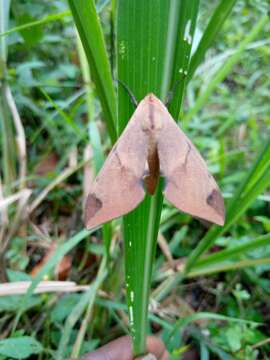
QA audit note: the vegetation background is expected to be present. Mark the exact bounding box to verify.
[0,0,269,359]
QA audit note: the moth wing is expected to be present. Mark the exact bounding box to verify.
[85,110,148,229]
[157,108,225,225]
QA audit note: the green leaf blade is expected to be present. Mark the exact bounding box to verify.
[188,0,237,81]
[117,1,200,355]
[0,336,43,359]
[68,0,117,143]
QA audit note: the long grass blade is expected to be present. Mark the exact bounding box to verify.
[189,257,270,278]
[188,0,237,81]
[117,1,199,355]
[0,0,16,193]
[0,11,71,38]
[167,0,199,118]
[68,0,117,143]
[194,234,270,269]
[117,3,170,354]
[184,15,268,124]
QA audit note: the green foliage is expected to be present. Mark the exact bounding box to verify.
[0,295,41,312]
[0,336,43,359]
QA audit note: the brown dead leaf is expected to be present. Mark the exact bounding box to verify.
[30,241,71,280]
[56,254,72,280]
[30,242,57,276]
[35,153,59,176]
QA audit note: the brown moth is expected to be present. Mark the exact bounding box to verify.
[85,94,225,229]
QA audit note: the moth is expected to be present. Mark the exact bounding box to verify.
[85,94,224,229]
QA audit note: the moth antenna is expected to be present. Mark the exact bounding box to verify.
[116,79,138,107]
[165,78,182,106]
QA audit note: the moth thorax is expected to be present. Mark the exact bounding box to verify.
[141,109,163,133]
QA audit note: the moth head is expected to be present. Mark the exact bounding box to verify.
[140,93,164,133]
[145,93,157,103]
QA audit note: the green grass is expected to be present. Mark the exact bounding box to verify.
[0,0,269,359]
[117,0,200,354]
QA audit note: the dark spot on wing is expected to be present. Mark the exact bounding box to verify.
[206,189,224,217]
[85,193,102,220]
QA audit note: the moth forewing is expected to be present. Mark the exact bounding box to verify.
[85,93,225,229]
